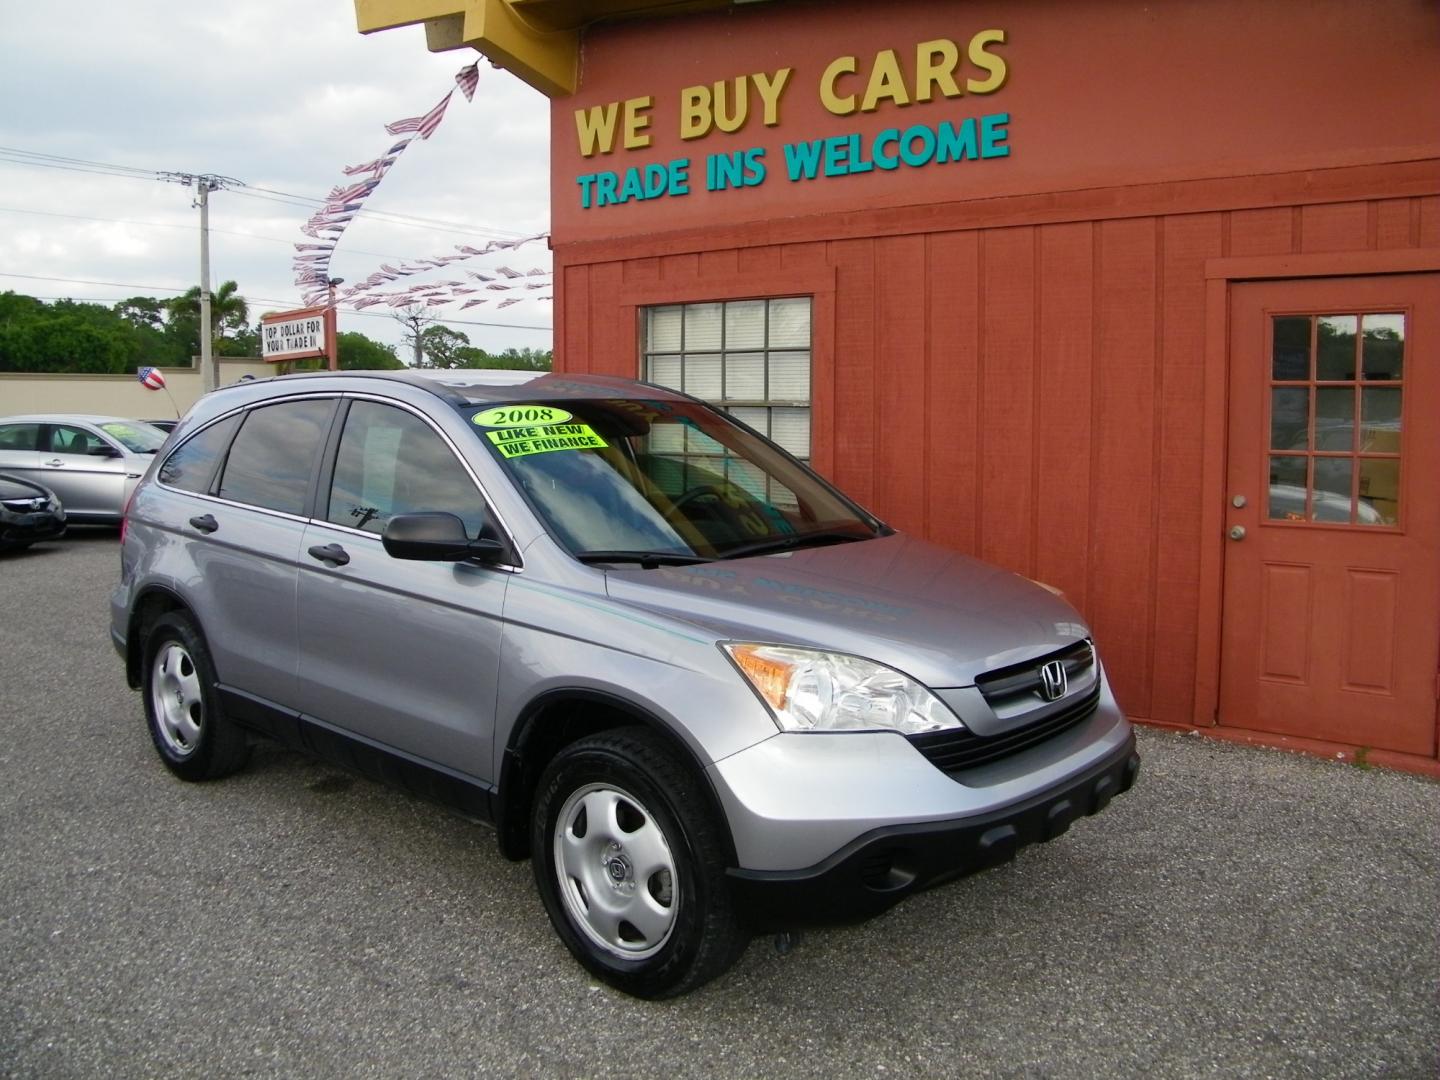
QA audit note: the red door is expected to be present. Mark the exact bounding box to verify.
[1220,274,1440,757]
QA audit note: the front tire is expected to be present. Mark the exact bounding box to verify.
[531,728,748,998]
[142,612,250,781]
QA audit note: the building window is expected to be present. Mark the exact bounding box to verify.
[642,297,812,464]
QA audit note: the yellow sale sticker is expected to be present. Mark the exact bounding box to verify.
[473,404,573,428]
[486,422,608,459]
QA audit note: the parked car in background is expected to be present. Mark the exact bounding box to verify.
[0,415,167,523]
[111,371,1138,998]
[0,473,66,552]
[143,419,180,433]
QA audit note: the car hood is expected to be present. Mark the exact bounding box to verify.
[0,473,53,501]
[603,531,1089,688]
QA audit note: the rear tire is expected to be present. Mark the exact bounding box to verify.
[142,612,250,781]
[531,728,748,998]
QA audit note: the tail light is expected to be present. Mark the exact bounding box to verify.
[120,485,139,545]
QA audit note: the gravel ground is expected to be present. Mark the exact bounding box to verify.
[2,531,1437,1079]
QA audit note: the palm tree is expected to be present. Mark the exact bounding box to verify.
[168,280,250,355]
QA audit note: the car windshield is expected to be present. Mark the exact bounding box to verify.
[468,398,883,561]
[100,421,168,453]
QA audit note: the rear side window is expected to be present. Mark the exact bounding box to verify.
[326,401,488,537]
[218,400,334,516]
[158,414,241,494]
[0,424,41,451]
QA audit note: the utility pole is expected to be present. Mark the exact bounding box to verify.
[159,172,241,394]
[326,277,344,371]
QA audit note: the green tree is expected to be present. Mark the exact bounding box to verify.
[419,325,474,369]
[337,331,404,370]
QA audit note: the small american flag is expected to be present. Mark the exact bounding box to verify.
[455,63,479,102]
[137,366,166,390]
[417,91,453,140]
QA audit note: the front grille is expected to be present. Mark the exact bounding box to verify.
[908,684,1101,774]
[2,497,48,512]
[976,639,1094,718]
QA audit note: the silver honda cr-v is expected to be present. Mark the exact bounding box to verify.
[111,370,1138,998]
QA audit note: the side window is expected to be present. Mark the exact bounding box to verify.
[158,414,242,494]
[217,399,334,516]
[0,424,41,451]
[326,401,488,538]
[48,425,106,456]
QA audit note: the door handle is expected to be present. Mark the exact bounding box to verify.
[307,543,350,566]
[44,458,64,467]
[1228,525,1247,541]
[189,514,219,534]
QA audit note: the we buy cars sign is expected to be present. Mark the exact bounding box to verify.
[261,306,331,363]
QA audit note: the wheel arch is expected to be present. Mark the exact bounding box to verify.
[495,687,737,867]
[125,585,192,689]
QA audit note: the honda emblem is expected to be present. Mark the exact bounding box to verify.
[1039,660,1068,702]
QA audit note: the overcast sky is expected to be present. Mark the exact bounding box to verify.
[0,0,554,355]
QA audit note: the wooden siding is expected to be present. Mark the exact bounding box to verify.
[560,192,1433,725]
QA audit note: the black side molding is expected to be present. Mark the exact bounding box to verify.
[217,686,496,824]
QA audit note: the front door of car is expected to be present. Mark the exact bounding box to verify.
[0,423,43,489]
[295,398,510,785]
[38,424,131,518]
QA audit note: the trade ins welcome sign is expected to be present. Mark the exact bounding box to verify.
[572,30,1011,211]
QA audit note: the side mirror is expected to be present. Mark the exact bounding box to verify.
[381,512,505,563]
[88,445,122,458]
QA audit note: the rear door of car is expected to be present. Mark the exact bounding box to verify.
[152,397,338,708]
[293,396,511,785]
[37,423,132,518]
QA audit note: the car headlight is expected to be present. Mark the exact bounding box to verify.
[723,643,963,735]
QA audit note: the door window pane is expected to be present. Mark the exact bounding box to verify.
[1359,387,1401,449]
[1314,387,1354,452]
[1315,315,1358,380]
[158,414,241,494]
[1271,316,1311,380]
[1270,388,1309,450]
[1361,313,1404,380]
[1311,458,1354,523]
[327,402,487,538]
[1268,456,1308,521]
[217,400,334,516]
[1357,459,1399,526]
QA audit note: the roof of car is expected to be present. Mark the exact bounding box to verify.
[212,369,694,407]
[0,414,152,426]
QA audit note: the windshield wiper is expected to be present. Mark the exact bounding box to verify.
[575,550,715,568]
[716,530,873,561]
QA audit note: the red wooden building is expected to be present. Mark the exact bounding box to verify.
[358,0,1440,772]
